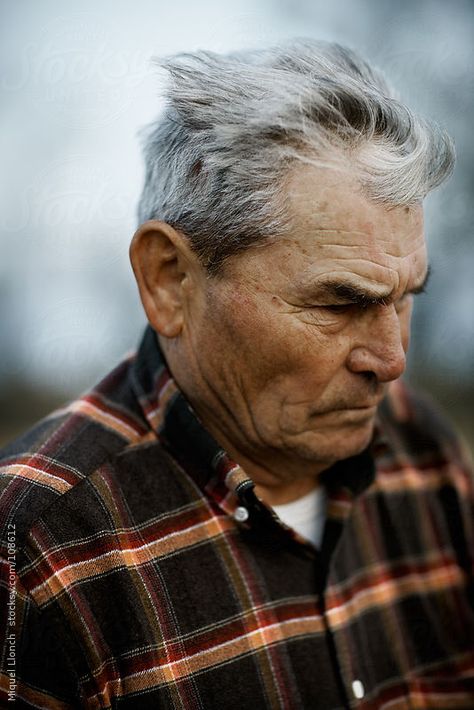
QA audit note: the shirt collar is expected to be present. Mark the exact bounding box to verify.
[130,324,377,513]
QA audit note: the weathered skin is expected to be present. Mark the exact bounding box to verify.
[130,166,427,505]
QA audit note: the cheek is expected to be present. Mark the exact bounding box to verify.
[207,281,350,387]
[203,289,273,370]
[221,293,345,385]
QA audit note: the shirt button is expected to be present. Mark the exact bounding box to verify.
[351,679,365,699]
[234,506,249,522]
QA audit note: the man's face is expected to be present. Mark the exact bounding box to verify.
[181,166,428,471]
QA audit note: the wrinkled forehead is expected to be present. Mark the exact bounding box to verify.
[285,164,424,250]
[215,165,426,294]
[205,165,425,302]
[274,165,427,294]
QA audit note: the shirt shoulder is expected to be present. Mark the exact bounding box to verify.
[0,354,155,555]
[376,379,473,490]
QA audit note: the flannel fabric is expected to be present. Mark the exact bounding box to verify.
[0,324,473,709]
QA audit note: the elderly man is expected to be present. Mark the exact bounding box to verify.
[0,40,473,709]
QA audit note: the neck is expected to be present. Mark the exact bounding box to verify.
[191,399,327,506]
[160,336,330,506]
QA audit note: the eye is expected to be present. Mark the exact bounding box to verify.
[321,303,354,314]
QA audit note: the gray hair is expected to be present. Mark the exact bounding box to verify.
[137,38,455,274]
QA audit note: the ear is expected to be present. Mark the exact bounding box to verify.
[129,220,199,338]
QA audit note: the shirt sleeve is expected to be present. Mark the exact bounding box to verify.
[0,553,81,709]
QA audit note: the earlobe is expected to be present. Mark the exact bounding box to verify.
[129,221,187,338]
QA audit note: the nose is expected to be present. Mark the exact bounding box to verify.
[346,304,408,383]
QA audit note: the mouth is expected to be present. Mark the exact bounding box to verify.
[311,402,380,418]
[306,387,386,418]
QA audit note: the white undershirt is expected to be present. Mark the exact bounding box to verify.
[272,486,327,548]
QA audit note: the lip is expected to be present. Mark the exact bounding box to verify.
[312,403,380,417]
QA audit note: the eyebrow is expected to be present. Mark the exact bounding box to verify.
[314,265,431,306]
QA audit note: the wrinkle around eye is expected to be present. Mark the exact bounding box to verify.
[275,297,353,327]
[298,305,354,331]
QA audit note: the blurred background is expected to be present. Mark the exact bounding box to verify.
[1,0,473,454]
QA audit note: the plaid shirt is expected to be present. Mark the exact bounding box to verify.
[0,324,473,709]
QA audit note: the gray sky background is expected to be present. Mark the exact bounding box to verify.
[1,0,473,401]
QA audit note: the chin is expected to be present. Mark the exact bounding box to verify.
[289,420,375,465]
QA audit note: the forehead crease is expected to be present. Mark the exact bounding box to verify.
[300,248,423,269]
[298,227,375,238]
[300,258,401,284]
[297,233,426,260]
[297,204,423,233]
[372,238,426,259]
